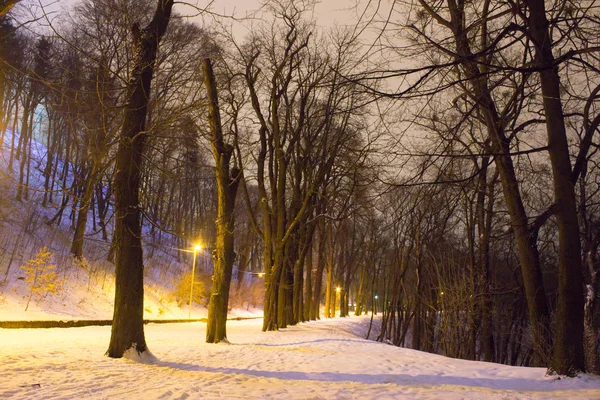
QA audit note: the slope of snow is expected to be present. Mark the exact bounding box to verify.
[0,130,262,322]
[1,316,599,399]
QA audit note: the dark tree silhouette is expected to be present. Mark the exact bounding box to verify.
[107,0,174,359]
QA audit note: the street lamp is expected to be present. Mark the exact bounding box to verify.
[188,244,201,319]
[374,294,378,315]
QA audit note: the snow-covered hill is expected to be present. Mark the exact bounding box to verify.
[0,130,260,321]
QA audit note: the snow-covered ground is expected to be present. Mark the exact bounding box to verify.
[1,316,599,400]
[2,124,600,399]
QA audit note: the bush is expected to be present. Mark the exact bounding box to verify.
[21,246,62,311]
[172,270,211,308]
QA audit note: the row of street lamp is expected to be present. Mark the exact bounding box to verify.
[186,243,381,318]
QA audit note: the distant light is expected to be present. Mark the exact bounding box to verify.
[336,287,341,293]
[374,295,378,299]
[258,272,264,278]
[440,291,444,296]
[194,244,202,252]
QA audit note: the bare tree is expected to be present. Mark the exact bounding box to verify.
[203,57,241,343]
[107,0,174,359]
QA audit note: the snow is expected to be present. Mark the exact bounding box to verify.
[123,345,158,364]
[1,316,599,399]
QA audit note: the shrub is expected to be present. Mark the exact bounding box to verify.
[172,270,211,308]
[21,246,62,311]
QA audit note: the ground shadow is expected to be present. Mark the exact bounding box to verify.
[154,359,582,393]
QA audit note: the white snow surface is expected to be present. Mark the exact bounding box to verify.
[1,316,600,399]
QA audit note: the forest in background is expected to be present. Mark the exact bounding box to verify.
[0,0,599,376]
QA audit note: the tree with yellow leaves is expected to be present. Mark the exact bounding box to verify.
[21,246,59,311]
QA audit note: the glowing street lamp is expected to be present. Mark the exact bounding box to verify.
[374,294,379,315]
[188,244,201,319]
[258,272,264,278]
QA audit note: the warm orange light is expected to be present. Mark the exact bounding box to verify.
[336,287,341,293]
[258,272,265,278]
[194,244,201,252]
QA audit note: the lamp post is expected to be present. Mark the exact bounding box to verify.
[188,244,201,319]
[374,294,378,315]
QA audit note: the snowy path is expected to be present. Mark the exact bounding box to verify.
[1,316,599,399]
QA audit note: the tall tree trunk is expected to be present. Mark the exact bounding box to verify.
[441,0,552,365]
[303,239,313,321]
[204,58,241,344]
[71,162,98,259]
[293,227,313,323]
[583,247,600,374]
[324,223,334,318]
[311,224,326,320]
[42,111,55,207]
[267,120,289,330]
[479,166,498,362]
[355,263,366,316]
[8,100,18,170]
[48,121,64,205]
[24,112,33,200]
[95,178,110,241]
[16,96,32,202]
[107,0,174,358]
[466,196,477,360]
[0,65,5,146]
[277,241,292,328]
[579,159,600,374]
[523,0,585,375]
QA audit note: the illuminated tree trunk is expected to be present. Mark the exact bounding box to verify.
[0,0,17,17]
[303,239,313,321]
[107,0,174,359]
[204,57,241,343]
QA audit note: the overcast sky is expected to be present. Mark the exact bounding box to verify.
[31,0,368,38]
